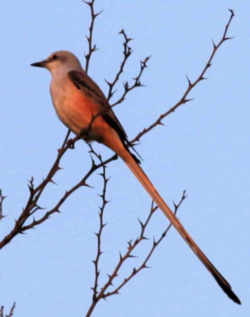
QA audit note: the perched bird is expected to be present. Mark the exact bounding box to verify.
[31,50,240,304]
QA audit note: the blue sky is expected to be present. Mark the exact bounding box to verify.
[0,1,249,316]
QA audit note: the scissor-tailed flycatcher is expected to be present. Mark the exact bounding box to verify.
[31,50,240,304]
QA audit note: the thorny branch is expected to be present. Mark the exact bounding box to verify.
[85,191,186,316]
[0,133,118,249]
[0,133,80,249]
[106,30,151,107]
[111,55,150,108]
[106,29,133,101]
[106,29,150,106]
[102,191,187,299]
[83,0,102,74]
[132,9,235,143]
[89,146,109,302]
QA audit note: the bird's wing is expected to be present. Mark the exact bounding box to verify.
[68,70,127,143]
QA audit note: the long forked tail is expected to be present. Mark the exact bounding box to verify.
[120,149,241,304]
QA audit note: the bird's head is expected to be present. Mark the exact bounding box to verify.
[31,50,82,74]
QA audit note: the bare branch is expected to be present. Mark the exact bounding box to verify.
[102,191,187,299]
[83,0,102,73]
[110,55,151,108]
[85,191,186,317]
[104,29,150,106]
[106,30,133,101]
[90,147,109,302]
[132,9,235,143]
[0,134,81,249]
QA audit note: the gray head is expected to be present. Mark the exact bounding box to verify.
[31,50,83,74]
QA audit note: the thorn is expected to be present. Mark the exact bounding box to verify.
[105,79,112,86]
[56,165,62,171]
[129,254,136,259]
[224,36,233,41]
[135,80,141,87]
[212,40,217,49]
[185,75,192,87]
[124,81,129,90]
[83,182,93,188]
[183,98,193,104]
[228,8,234,17]
[137,218,143,228]
[49,179,57,185]
[95,10,103,17]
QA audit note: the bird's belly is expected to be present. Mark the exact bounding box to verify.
[51,81,100,140]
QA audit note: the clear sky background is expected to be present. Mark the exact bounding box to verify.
[0,1,249,316]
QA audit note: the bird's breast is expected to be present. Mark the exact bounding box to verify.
[49,76,108,141]
[50,77,93,133]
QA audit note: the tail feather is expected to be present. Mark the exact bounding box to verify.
[121,149,240,304]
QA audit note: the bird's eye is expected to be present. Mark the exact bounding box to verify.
[52,54,58,60]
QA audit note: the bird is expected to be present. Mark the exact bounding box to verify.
[31,50,240,304]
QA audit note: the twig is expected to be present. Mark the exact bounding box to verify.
[111,56,150,108]
[83,0,102,73]
[105,29,150,105]
[101,191,186,299]
[85,191,186,316]
[90,146,109,302]
[106,30,133,101]
[0,134,82,249]
[132,9,235,143]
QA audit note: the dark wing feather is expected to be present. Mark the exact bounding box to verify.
[69,70,127,139]
[68,70,140,163]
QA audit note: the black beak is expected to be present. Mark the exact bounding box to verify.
[30,60,47,68]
